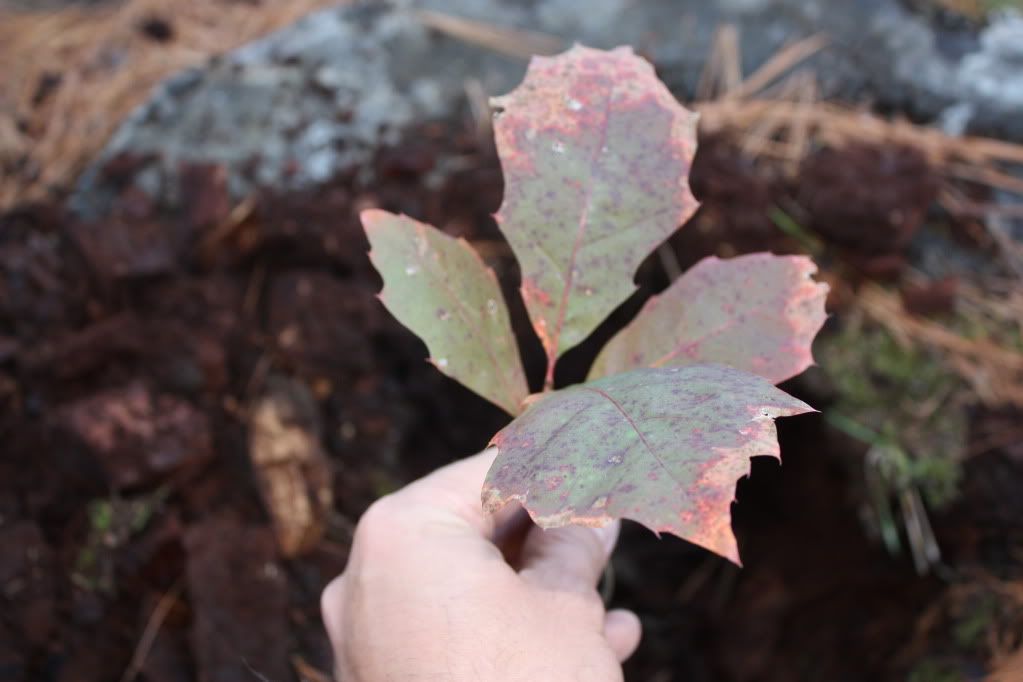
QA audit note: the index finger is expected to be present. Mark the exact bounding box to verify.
[388,446,520,539]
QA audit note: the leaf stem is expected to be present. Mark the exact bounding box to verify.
[543,358,555,392]
[767,205,822,255]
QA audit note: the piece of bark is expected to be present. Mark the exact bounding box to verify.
[185,519,289,682]
[248,375,333,557]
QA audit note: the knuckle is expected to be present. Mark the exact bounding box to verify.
[321,574,345,609]
[353,495,401,541]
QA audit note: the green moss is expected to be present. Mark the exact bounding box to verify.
[88,499,113,534]
[984,0,1023,12]
[953,593,999,650]
[821,322,966,508]
[72,492,167,594]
[907,659,964,682]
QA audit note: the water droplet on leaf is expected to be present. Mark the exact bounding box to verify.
[436,357,449,368]
[405,264,419,276]
[486,299,498,315]
[551,140,565,154]
[437,308,450,321]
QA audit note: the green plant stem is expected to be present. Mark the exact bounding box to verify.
[825,411,885,446]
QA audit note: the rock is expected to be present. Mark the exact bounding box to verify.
[953,13,1023,132]
[58,382,213,489]
[71,2,1023,224]
[185,519,289,682]
[73,3,488,221]
[248,375,333,558]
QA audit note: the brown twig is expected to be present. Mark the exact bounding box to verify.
[722,33,828,100]
[411,8,564,60]
[196,194,257,264]
[696,24,742,100]
[120,580,184,682]
[0,0,344,210]
[858,284,1023,408]
[291,655,333,682]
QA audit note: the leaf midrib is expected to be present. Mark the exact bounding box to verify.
[548,81,615,359]
[422,225,523,413]
[580,385,683,489]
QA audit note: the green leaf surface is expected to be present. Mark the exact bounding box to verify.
[491,45,699,382]
[482,365,813,563]
[590,254,829,384]
[362,210,528,415]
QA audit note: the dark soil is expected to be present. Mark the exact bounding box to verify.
[1,121,1021,682]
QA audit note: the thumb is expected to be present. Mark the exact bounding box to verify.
[604,608,642,662]
[518,520,620,592]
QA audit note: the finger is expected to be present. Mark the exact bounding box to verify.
[604,609,642,662]
[320,575,345,646]
[404,446,497,498]
[390,446,507,536]
[519,520,620,591]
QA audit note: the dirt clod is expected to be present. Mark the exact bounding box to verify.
[268,271,380,379]
[799,144,939,256]
[185,519,290,682]
[58,382,213,489]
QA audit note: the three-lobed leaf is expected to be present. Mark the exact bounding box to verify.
[590,253,829,384]
[363,210,528,415]
[482,364,814,564]
[492,45,699,384]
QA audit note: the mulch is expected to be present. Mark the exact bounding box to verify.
[1,120,1021,682]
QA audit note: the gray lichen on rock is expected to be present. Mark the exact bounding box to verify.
[72,1,1023,222]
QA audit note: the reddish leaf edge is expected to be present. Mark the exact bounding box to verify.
[480,365,816,565]
[649,254,829,384]
[591,252,830,385]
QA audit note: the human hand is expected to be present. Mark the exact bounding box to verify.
[321,447,641,681]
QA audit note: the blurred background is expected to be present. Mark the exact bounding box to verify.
[2,1,1023,680]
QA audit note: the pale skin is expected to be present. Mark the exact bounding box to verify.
[321,447,642,681]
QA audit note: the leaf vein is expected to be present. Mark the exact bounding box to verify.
[580,386,682,487]
[548,80,615,362]
[425,233,522,413]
